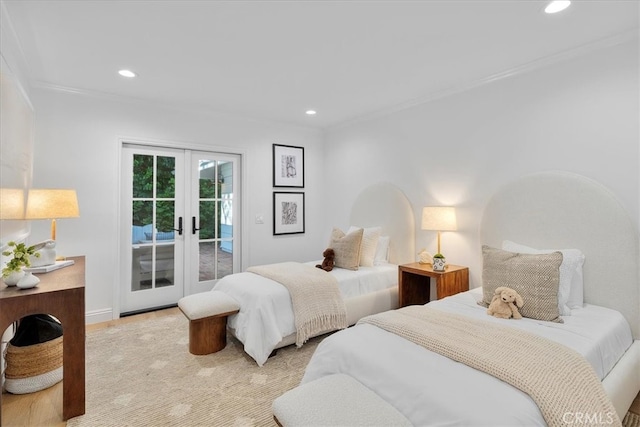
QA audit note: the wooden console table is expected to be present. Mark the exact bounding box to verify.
[0,256,85,422]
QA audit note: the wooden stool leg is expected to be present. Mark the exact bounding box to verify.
[189,316,227,355]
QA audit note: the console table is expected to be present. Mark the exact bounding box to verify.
[0,256,85,422]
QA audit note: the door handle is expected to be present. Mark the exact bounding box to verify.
[192,216,200,235]
[174,217,183,236]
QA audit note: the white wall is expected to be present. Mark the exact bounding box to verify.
[28,90,324,322]
[322,38,639,290]
[3,17,638,322]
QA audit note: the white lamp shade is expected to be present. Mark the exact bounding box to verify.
[25,189,80,219]
[421,206,457,231]
[0,188,26,219]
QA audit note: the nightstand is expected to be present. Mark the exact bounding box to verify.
[398,262,469,307]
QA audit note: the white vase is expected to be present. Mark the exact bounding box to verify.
[3,270,25,287]
[17,271,40,289]
[432,257,446,271]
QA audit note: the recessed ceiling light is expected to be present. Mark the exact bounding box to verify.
[545,1,571,14]
[118,69,137,78]
[305,110,317,116]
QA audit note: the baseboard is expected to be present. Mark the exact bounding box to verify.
[85,308,114,324]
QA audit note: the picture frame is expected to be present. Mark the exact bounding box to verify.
[273,144,304,188]
[273,192,305,235]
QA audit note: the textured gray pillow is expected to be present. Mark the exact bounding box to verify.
[329,228,364,270]
[481,245,563,323]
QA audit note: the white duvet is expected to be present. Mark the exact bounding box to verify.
[212,262,397,366]
[302,288,634,426]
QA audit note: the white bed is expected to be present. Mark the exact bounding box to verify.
[300,171,640,425]
[212,182,416,366]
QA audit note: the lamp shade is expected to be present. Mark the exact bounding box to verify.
[25,189,80,219]
[0,188,26,219]
[421,206,457,231]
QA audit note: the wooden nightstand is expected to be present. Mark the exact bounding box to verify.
[398,262,469,307]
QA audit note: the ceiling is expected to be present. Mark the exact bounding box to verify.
[3,1,638,129]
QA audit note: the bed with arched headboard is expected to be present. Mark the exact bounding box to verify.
[214,182,415,366]
[300,171,640,425]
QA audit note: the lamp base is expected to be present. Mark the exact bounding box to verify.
[29,242,57,267]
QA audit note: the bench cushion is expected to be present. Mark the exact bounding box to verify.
[272,374,412,426]
[178,291,240,320]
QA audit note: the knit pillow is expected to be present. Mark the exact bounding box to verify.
[480,245,563,323]
[330,228,364,270]
[348,226,381,267]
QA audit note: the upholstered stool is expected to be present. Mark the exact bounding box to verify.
[272,374,412,426]
[178,291,240,355]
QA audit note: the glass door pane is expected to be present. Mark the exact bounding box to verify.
[190,154,239,294]
[197,159,232,281]
[131,154,177,292]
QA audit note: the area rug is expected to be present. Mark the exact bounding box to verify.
[66,312,640,427]
[67,313,322,426]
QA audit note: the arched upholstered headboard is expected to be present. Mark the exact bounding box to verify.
[480,171,639,339]
[349,182,415,265]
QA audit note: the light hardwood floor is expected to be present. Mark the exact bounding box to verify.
[2,307,640,426]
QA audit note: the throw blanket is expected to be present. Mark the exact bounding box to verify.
[358,306,621,427]
[247,262,347,347]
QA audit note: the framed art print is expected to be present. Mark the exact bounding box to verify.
[273,144,304,188]
[273,192,305,235]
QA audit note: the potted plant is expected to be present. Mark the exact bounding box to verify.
[432,253,446,271]
[2,241,40,286]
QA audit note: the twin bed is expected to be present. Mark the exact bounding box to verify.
[298,171,640,425]
[212,182,416,366]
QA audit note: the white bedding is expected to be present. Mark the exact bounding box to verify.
[302,288,633,426]
[212,263,397,366]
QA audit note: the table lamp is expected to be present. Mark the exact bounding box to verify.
[421,206,457,256]
[25,189,80,265]
[0,188,25,220]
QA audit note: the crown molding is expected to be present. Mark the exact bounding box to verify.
[30,81,323,133]
[328,29,638,132]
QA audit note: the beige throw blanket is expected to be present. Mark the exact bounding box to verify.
[247,262,347,347]
[358,306,621,427]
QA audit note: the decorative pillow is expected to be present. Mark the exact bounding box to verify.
[481,245,564,323]
[502,240,585,314]
[329,228,364,270]
[374,236,390,265]
[348,226,381,267]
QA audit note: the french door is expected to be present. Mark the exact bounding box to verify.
[120,145,240,314]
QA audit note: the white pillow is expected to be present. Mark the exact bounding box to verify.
[348,226,381,267]
[566,265,585,310]
[502,240,585,314]
[374,236,390,265]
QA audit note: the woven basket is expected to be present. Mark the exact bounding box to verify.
[4,336,63,394]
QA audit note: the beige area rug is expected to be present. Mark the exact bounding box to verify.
[67,313,322,427]
[66,312,640,427]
